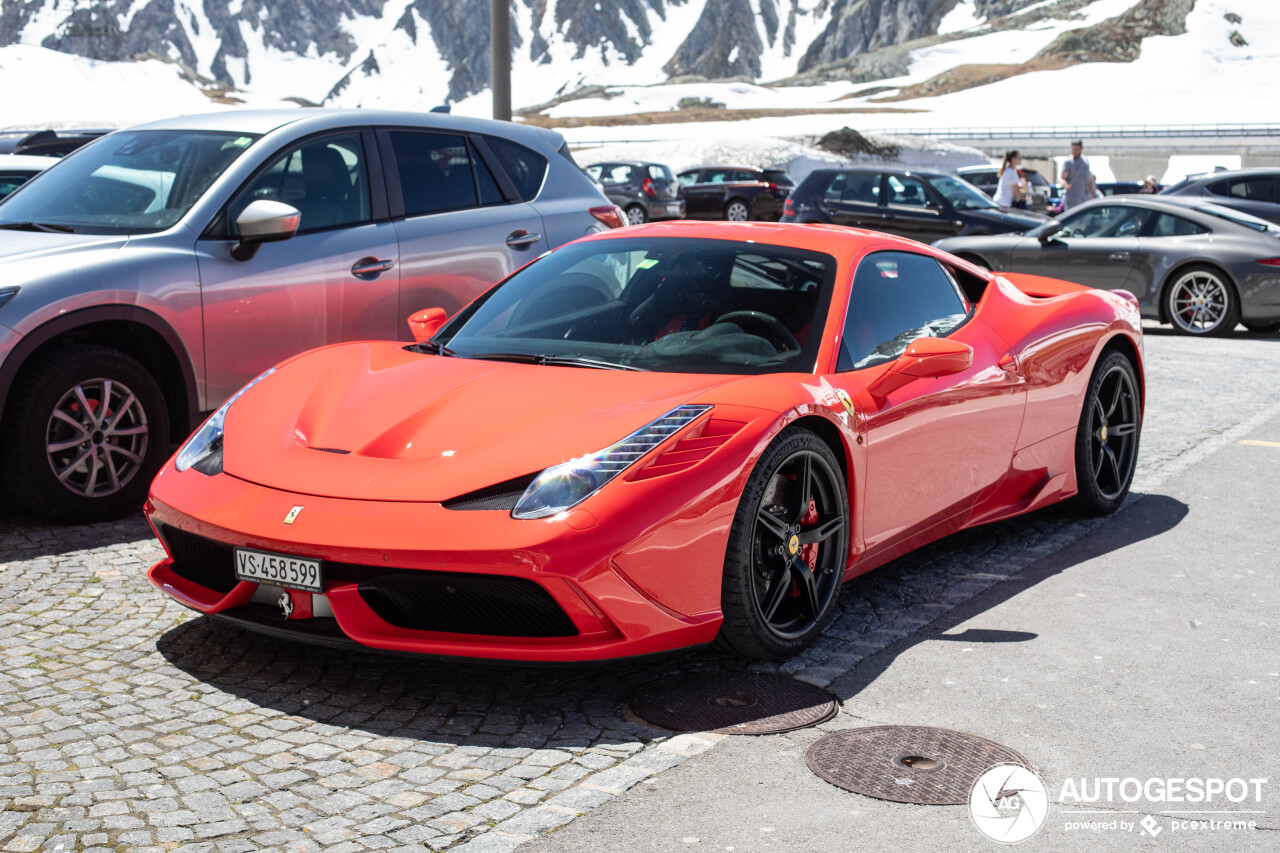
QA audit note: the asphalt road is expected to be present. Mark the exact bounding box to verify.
[523,325,1280,852]
[1,322,1278,853]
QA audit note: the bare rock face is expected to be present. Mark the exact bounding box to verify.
[797,0,959,73]
[1038,0,1195,63]
[665,0,764,78]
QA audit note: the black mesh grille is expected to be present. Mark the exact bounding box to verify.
[443,474,537,512]
[310,447,351,454]
[156,523,238,593]
[357,573,577,637]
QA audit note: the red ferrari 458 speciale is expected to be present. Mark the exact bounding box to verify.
[145,221,1143,661]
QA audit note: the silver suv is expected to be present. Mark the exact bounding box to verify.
[0,109,618,521]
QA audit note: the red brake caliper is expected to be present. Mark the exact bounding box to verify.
[800,497,820,568]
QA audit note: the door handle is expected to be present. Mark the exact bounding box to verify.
[506,230,543,248]
[1109,252,1131,262]
[350,257,394,278]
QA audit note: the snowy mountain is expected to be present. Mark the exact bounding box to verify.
[0,0,1271,133]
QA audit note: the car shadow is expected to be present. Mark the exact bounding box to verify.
[1141,325,1280,341]
[155,493,1187,753]
[825,492,1189,705]
[0,497,153,560]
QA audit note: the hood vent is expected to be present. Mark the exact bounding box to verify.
[443,473,538,511]
[310,446,351,455]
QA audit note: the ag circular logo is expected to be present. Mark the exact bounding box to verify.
[970,764,1049,844]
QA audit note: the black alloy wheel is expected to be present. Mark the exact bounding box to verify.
[718,427,849,658]
[1069,350,1140,515]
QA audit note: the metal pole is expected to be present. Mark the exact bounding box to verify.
[491,0,511,122]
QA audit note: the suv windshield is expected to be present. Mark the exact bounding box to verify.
[436,237,837,374]
[929,175,998,210]
[0,130,259,234]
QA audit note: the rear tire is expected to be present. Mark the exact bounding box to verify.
[1164,265,1239,336]
[1,344,170,522]
[1067,350,1140,516]
[725,199,751,222]
[624,204,647,226]
[716,427,849,659]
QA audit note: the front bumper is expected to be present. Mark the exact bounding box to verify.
[145,465,728,662]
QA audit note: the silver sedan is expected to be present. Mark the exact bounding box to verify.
[935,196,1280,336]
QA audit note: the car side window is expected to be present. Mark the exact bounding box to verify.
[231,132,371,235]
[843,172,880,204]
[1059,206,1149,238]
[388,131,482,216]
[603,165,630,184]
[839,251,969,371]
[1146,212,1209,237]
[678,171,699,187]
[1211,177,1273,200]
[482,135,547,201]
[706,169,732,184]
[584,164,603,181]
[886,175,934,209]
[733,171,756,183]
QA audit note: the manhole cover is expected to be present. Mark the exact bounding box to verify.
[629,672,838,735]
[805,725,1031,805]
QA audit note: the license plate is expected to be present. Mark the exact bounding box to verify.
[235,548,323,593]
[667,203,682,213]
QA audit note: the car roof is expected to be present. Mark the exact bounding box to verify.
[810,166,951,180]
[124,108,565,150]
[1182,167,1279,185]
[1066,193,1277,226]
[680,165,765,173]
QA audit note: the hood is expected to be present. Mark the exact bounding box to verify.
[221,342,727,502]
[0,230,128,263]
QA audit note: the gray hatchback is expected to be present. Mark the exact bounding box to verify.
[0,109,617,521]
[584,161,684,225]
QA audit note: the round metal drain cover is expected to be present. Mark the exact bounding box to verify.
[805,725,1030,805]
[629,672,838,735]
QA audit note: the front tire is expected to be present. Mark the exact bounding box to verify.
[717,427,849,659]
[1068,350,1141,516]
[725,199,751,221]
[1164,265,1239,336]
[1,344,170,521]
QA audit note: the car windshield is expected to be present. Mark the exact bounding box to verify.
[929,175,998,210]
[435,237,837,375]
[0,130,259,234]
[1194,203,1280,233]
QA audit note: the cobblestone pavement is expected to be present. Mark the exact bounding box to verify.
[3,325,1280,853]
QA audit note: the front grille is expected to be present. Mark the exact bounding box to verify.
[154,526,576,637]
[358,573,577,637]
[442,474,537,512]
[155,523,238,593]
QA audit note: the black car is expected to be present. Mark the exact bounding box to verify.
[0,129,111,157]
[782,167,1046,242]
[584,161,684,225]
[1161,168,1280,225]
[676,166,794,221]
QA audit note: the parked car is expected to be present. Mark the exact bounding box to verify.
[0,129,112,157]
[955,164,1053,211]
[0,155,57,199]
[1160,168,1280,225]
[144,220,1141,661]
[934,195,1280,336]
[584,161,684,225]
[676,166,793,221]
[783,167,1046,242]
[0,109,619,521]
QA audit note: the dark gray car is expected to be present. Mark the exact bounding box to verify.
[583,161,683,225]
[1161,168,1280,225]
[0,109,615,521]
[934,196,1280,336]
[782,167,1046,241]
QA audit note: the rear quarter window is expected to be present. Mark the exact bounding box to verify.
[483,135,548,201]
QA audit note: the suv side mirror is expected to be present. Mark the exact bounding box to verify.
[232,200,301,260]
[1038,221,1065,244]
[407,307,448,343]
[867,337,974,401]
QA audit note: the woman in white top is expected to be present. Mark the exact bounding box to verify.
[994,150,1024,208]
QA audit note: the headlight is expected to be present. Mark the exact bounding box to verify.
[512,405,711,520]
[175,368,275,475]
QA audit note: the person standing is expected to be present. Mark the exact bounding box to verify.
[1060,139,1095,211]
[1139,175,1158,194]
[994,150,1025,208]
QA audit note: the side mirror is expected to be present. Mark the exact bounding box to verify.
[231,200,301,260]
[407,307,448,343]
[1038,221,1065,244]
[867,337,973,400]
